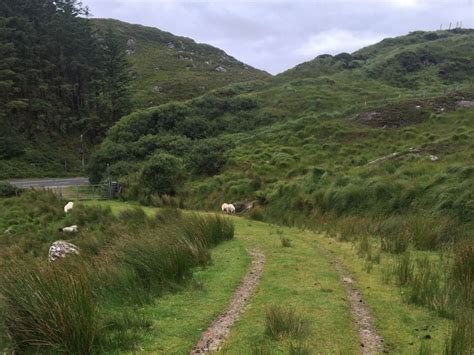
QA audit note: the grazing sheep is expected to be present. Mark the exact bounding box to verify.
[59,225,78,233]
[227,204,236,214]
[221,203,229,213]
[48,240,80,262]
[64,201,74,213]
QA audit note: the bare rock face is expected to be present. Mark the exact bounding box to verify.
[48,241,80,262]
[215,65,227,73]
[126,38,136,55]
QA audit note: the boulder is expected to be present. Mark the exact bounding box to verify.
[48,241,80,262]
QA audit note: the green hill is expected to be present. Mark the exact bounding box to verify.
[90,29,474,232]
[91,19,270,108]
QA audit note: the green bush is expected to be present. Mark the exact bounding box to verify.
[140,153,185,195]
[188,138,233,176]
[0,183,22,197]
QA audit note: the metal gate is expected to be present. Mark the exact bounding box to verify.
[50,184,110,201]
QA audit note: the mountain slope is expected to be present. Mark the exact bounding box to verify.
[91,19,270,108]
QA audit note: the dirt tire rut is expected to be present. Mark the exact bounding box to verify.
[318,245,384,354]
[191,249,265,354]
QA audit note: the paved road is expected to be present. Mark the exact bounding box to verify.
[6,177,90,188]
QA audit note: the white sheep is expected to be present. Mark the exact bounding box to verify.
[64,201,74,213]
[221,203,229,213]
[59,225,78,233]
[227,204,236,214]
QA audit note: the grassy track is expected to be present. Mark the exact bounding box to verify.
[85,201,452,353]
[315,236,452,353]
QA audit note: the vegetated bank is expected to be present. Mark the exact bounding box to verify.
[0,190,234,353]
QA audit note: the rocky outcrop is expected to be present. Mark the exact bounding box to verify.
[126,38,136,55]
[215,65,227,73]
[48,241,80,262]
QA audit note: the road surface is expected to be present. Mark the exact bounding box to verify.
[6,177,90,188]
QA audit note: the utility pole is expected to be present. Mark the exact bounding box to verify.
[80,128,90,172]
[80,133,85,171]
[107,163,112,199]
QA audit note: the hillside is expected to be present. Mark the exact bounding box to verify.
[278,29,474,87]
[90,30,474,200]
[91,19,270,108]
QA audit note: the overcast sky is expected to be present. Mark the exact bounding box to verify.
[85,0,474,74]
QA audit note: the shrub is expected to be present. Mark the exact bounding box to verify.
[281,237,292,247]
[0,182,22,197]
[140,153,185,195]
[265,305,311,339]
[188,138,233,176]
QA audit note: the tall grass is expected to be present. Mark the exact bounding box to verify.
[0,193,234,352]
[264,305,311,340]
[394,252,414,286]
[444,312,473,355]
[0,260,97,354]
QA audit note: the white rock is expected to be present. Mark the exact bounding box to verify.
[48,241,80,262]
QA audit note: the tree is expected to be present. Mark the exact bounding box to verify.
[0,0,132,141]
[140,153,185,195]
[97,26,131,129]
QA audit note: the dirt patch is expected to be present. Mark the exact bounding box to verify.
[191,249,265,354]
[317,245,384,354]
[354,104,429,128]
[353,91,474,129]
